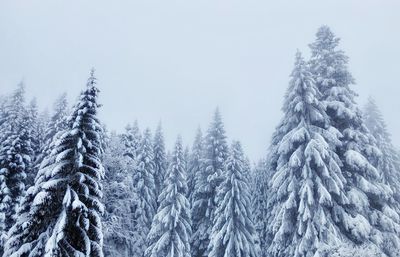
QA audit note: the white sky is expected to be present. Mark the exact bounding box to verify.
[1,0,399,160]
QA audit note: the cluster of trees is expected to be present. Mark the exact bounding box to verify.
[0,71,104,256]
[257,26,400,257]
[102,108,258,257]
[0,26,399,257]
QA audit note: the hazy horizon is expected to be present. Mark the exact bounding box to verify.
[1,0,399,160]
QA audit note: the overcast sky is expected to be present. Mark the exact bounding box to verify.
[1,0,399,160]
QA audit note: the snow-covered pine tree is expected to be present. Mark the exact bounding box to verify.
[191,109,229,257]
[266,51,348,257]
[36,93,69,167]
[364,98,400,211]
[243,156,252,186]
[103,131,139,257]
[15,94,70,231]
[153,122,167,201]
[183,146,190,176]
[0,83,33,252]
[183,147,190,194]
[131,128,157,257]
[122,121,142,163]
[309,26,400,255]
[25,98,48,186]
[3,70,105,257]
[0,97,7,138]
[187,128,203,204]
[208,141,258,257]
[145,136,192,257]
[26,99,40,157]
[251,159,268,257]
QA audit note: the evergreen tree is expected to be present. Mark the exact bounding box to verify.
[26,99,39,155]
[0,96,7,138]
[266,52,348,257]
[309,26,400,255]
[364,98,400,210]
[25,98,47,186]
[191,109,229,257]
[153,122,167,200]
[145,137,192,257]
[3,71,105,257]
[18,94,70,225]
[37,93,69,165]
[122,121,141,163]
[208,141,258,257]
[103,132,139,257]
[187,128,203,204]
[131,128,157,257]
[183,146,190,176]
[251,159,268,257]
[0,83,33,251]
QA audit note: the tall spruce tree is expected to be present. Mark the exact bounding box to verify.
[132,128,157,257]
[16,94,70,233]
[122,121,142,163]
[309,26,400,255]
[103,132,139,257]
[3,70,105,257]
[266,52,348,257]
[145,137,192,257]
[153,122,167,200]
[0,83,33,251]
[187,128,203,204]
[364,98,400,210]
[191,109,229,257]
[36,93,69,166]
[208,141,258,257]
[251,159,268,257]
[183,146,190,178]
[25,98,47,186]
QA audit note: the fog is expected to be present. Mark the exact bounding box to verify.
[1,0,399,159]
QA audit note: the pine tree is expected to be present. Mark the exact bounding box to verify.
[103,132,139,257]
[309,26,400,255]
[122,121,141,163]
[153,122,167,200]
[191,109,229,257]
[145,137,192,257]
[16,95,70,230]
[0,83,33,252]
[208,141,258,257]
[0,97,6,139]
[187,128,203,204]
[25,98,47,186]
[364,98,400,210]
[251,159,268,257]
[26,99,39,155]
[183,146,190,177]
[37,93,69,166]
[131,128,157,257]
[3,70,105,257]
[266,52,348,257]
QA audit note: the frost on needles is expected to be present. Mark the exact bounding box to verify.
[208,141,259,257]
[266,51,347,257]
[191,109,229,257]
[3,71,105,257]
[309,26,400,256]
[0,25,399,257]
[263,27,400,257]
[145,137,192,257]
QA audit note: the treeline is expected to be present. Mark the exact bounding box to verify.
[0,25,399,257]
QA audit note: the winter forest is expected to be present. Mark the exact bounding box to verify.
[0,26,400,257]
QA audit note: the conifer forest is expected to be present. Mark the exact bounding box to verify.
[1,2,400,257]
